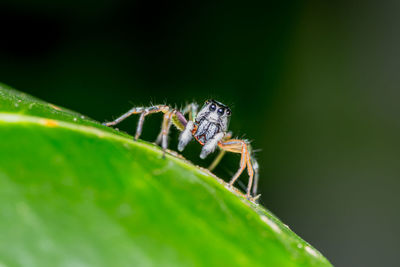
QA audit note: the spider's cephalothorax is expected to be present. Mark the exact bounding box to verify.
[103,99,259,199]
[193,100,231,145]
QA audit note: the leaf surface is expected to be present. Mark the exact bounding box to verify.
[0,84,331,267]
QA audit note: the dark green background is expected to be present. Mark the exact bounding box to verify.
[1,1,399,266]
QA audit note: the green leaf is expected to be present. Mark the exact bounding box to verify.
[0,83,331,267]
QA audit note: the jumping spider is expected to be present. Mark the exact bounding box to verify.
[103,99,259,198]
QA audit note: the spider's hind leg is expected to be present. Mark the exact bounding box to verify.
[181,102,199,121]
[158,111,174,154]
[103,107,146,127]
[103,105,171,140]
[134,105,171,141]
[104,103,197,156]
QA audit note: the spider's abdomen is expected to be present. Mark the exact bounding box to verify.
[193,119,221,144]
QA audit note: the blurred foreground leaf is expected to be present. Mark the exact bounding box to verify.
[0,84,331,266]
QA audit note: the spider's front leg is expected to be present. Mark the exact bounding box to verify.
[218,139,255,199]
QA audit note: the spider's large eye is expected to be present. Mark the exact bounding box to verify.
[209,104,216,111]
[217,108,224,115]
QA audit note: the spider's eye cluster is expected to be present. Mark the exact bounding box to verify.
[209,104,216,111]
[204,99,231,116]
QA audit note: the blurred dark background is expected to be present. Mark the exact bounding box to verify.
[1,1,399,266]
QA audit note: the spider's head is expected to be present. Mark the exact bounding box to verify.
[196,99,231,132]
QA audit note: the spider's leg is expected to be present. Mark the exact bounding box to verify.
[181,102,199,121]
[134,105,170,140]
[251,158,260,197]
[219,139,254,198]
[245,153,254,198]
[159,111,175,153]
[219,139,247,184]
[155,106,188,146]
[208,150,226,171]
[104,105,172,141]
[155,131,163,145]
[208,132,232,171]
[103,107,145,126]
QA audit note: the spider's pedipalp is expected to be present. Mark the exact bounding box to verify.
[208,131,232,171]
[175,101,199,152]
[200,132,224,159]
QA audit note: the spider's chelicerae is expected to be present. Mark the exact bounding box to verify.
[103,99,259,199]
